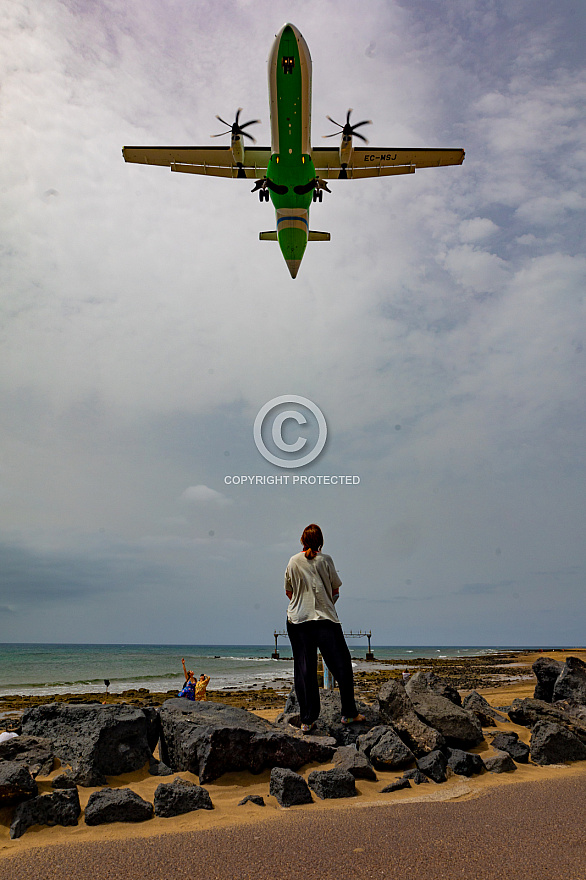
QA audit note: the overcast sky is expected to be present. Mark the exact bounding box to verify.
[1,0,585,646]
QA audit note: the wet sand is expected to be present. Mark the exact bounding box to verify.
[1,648,585,876]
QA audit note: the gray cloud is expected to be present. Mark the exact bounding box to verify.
[0,0,585,645]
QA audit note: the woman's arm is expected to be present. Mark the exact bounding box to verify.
[181,658,188,680]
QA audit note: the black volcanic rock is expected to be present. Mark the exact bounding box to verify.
[277,688,377,746]
[153,778,213,817]
[0,735,54,778]
[416,749,448,783]
[333,745,377,780]
[269,767,312,807]
[21,703,151,786]
[308,768,356,799]
[405,672,483,747]
[159,699,335,784]
[0,762,38,807]
[462,691,507,727]
[85,788,153,825]
[10,788,80,839]
[490,732,530,763]
[374,680,446,756]
[446,748,485,777]
[532,657,565,702]
[357,725,415,770]
[484,750,517,773]
[508,698,586,744]
[530,721,586,765]
[552,657,586,705]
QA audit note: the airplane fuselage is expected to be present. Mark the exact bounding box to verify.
[266,24,315,278]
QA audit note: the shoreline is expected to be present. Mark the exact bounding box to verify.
[1,648,585,860]
[1,648,578,719]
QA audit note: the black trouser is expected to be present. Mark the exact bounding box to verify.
[287,618,358,724]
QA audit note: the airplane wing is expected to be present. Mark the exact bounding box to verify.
[311,147,465,179]
[122,146,271,179]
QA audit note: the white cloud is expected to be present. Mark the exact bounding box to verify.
[181,485,233,505]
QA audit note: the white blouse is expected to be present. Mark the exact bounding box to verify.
[284,551,342,624]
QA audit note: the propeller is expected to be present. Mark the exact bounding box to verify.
[323,109,372,143]
[211,108,260,143]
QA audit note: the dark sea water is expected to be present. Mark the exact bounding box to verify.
[0,643,531,699]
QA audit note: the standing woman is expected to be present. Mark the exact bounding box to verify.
[285,523,364,733]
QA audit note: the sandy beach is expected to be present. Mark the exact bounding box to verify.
[1,649,585,878]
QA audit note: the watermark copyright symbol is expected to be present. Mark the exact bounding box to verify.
[253,395,327,469]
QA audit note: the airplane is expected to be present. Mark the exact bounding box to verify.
[123,23,464,279]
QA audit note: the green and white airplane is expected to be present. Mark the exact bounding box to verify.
[123,23,464,278]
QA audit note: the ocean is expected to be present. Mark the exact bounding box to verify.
[0,643,526,699]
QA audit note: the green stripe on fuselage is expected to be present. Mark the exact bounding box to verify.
[268,25,315,271]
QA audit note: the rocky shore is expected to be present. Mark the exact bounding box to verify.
[0,650,544,720]
[1,650,585,847]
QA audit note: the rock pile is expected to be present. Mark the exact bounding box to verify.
[3,657,586,833]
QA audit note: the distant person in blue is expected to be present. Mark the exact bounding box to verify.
[178,658,197,700]
[285,523,364,733]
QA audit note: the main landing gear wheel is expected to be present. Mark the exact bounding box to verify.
[259,189,269,202]
[312,189,323,202]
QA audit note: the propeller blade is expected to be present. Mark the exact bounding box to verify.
[353,119,372,129]
[216,115,231,127]
[346,109,353,124]
[242,131,257,143]
[234,108,242,126]
[354,132,369,144]
[326,115,343,128]
[239,119,261,130]
[322,132,340,138]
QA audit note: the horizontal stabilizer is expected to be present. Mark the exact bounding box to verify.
[259,231,330,242]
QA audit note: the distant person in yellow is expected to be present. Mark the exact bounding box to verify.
[194,673,210,701]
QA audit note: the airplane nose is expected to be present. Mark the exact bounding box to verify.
[286,259,301,278]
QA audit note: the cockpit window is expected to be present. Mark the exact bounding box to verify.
[282,57,295,74]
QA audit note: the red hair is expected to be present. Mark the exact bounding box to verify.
[301,523,323,559]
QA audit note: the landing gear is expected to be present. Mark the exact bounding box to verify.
[258,188,270,202]
[312,188,323,203]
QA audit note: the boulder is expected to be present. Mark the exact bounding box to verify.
[508,699,586,745]
[416,750,448,783]
[357,726,415,770]
[51,774,78,790]
[0,762,38,807]
[307,768,356,799]
[84,788,153,825]
[277,688,377,746]
[374,680,446,756]
[159,699,334,784]
[421,671,462,706]
[552,657,586,705]
[405,673,484,748]
[21,704,152,786]
[0,735,54,777]
[462,692,507,727]
[402,768,429,785]
[333,745,377,781]
[490,732,529,763]
[532,657,565,702]
[141,707,161,753]
[484,750,517,773]
[148,756,173,777]
[9,788,81,839]
[269,767,312,807]
[529,721,586,765]
[238,794,265,807]
[381,777,411,793]
[153,778,213,817]
[446,748,485,777]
